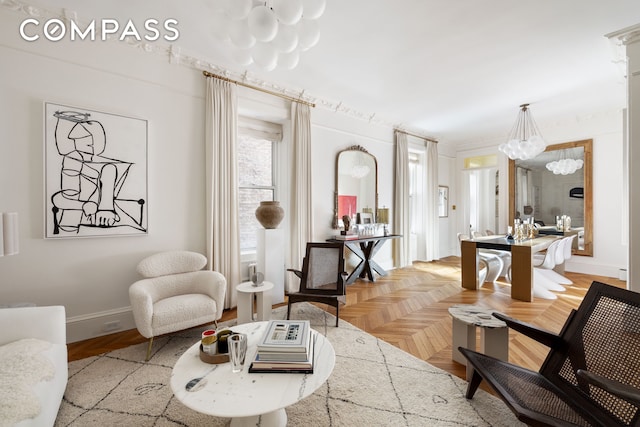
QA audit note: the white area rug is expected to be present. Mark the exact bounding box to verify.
[55,304,524,426]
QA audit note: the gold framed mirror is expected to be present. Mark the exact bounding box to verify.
[333,145,378,229]
[509,139,593,256]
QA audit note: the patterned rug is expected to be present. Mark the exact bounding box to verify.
[55,303,523,426]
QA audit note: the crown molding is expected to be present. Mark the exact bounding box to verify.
[606,23,640,45]
[1,0,437,142]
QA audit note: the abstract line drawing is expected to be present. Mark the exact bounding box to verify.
[45,103,148,238]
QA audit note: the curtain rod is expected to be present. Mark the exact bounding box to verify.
[394,128,438,143]
[203,71,315,108]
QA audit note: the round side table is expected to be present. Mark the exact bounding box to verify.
[236,281,274,324]
[448,304,508,381]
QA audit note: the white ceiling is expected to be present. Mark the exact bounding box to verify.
[20,0,640,146]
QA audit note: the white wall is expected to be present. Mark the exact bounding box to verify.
[437,152,456,257]
[626,32,640,291]
[0,10,407,342]
[0,11,208,341]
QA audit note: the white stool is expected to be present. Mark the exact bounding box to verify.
[236,281,274,324]
[448,304,508,381]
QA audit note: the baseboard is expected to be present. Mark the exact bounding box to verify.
[565,260,625,281]
[66,306,136,344]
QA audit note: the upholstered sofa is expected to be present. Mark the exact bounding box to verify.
[0,305,68,426]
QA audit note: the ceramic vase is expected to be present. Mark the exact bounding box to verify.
[255,201,284,229]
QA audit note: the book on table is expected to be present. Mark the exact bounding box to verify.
[249,320,315,373]
[257,320,310,353]
[249,337,315,373]
[332,234,359,240]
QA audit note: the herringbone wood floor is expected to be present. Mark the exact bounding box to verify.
[68,257,627,385]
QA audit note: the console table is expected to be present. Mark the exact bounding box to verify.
[326,234,401,284]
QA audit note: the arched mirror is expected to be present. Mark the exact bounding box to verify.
[509,139,593,256]
[333,145,378,228]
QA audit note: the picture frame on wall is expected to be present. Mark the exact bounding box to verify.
[44,102,148,238]
[438,185,449,218]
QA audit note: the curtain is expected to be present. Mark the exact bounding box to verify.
[287,102,313,293]
[423,140,439,261]
[205,77,241,309]
[393,131,411,267]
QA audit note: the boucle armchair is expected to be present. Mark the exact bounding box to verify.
[129,251,226,360]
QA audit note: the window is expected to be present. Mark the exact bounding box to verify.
[237,118,282,253]
[408,151,422,235]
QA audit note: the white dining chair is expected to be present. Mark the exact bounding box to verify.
[471,230,512,281]
[457,233,491,285]
[532,239,566,299]
[536,236,575,285]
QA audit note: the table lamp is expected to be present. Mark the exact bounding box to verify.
[377,207,389,236]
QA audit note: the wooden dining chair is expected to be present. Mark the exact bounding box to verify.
[286,242,348,327]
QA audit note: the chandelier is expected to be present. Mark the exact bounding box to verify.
[498,104,547,160]
[350,151,370,179]
[545,158,583,175]
[545,149,584,175]
[350,164,370,179]
[213,0,326,71]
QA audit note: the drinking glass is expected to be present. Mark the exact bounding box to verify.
[228,333,247,373]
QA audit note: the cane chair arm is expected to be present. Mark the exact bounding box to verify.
[287,268,303,280]
[492,312,565,349]
[577,370,640,406]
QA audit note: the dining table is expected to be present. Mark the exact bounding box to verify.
[461,235,559,302]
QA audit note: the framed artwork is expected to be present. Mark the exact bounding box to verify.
[359,212,374,224]
[438,185,449,218]
[44,102,148,238]
[338,195,357,219]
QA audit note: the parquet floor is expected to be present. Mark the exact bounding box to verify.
[68,257,627,385]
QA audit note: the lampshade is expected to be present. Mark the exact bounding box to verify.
[377,207,389,224]
[1,212,19,257]
[498,104,547,161]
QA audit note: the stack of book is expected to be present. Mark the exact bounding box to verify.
[248,320,315,373]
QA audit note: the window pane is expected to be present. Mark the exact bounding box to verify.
[239,188,274,251]
[238,135,273,187]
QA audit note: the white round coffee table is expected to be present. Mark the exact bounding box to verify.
[170,321,335,427]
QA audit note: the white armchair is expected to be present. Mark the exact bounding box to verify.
[129,251,226,360]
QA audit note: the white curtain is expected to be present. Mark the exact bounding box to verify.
[393,131,411,267]
[423,140,439,261]
[205,77,241,309]
[287,102,313,293]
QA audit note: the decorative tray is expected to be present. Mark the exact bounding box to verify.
[199,344,229,364]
